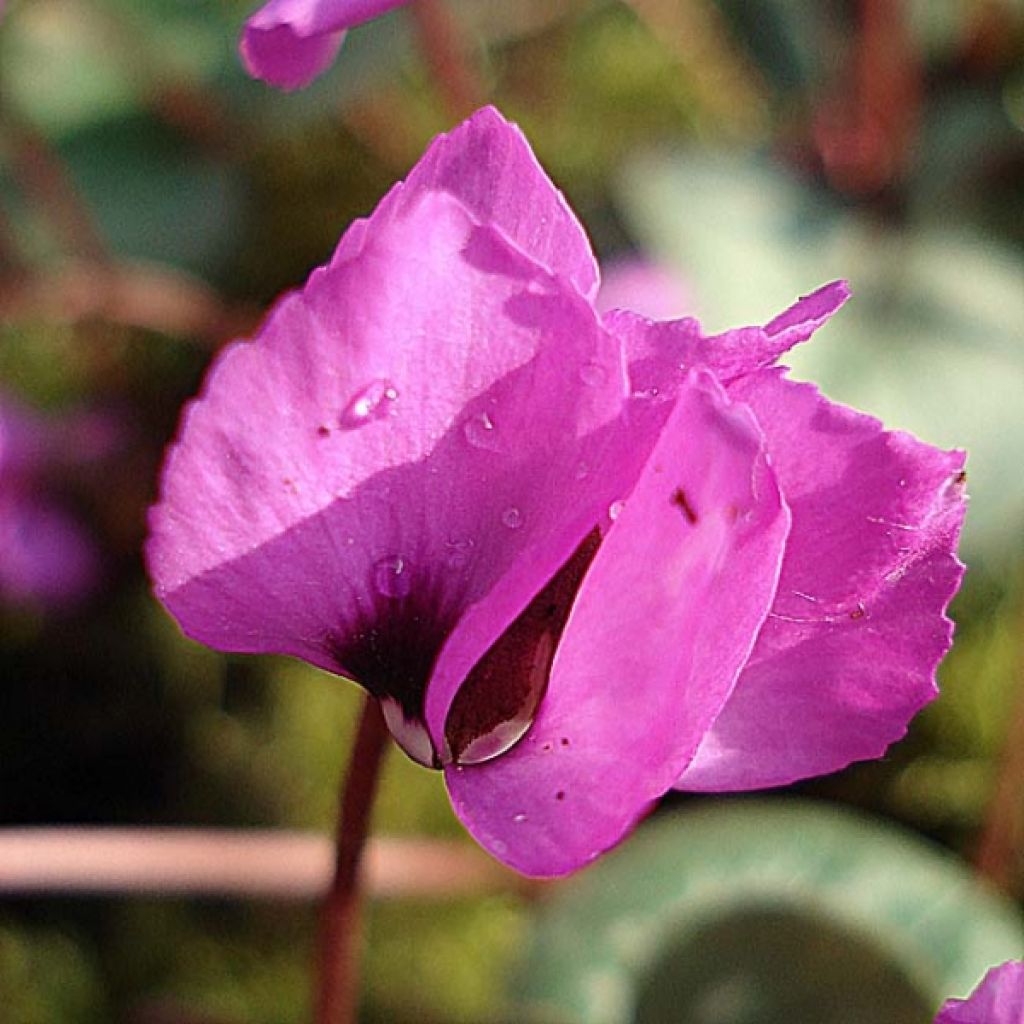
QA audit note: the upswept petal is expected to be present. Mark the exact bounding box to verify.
[241,0,408,89]
[935,962,1024,1024]
[678,368,966,792]
[147,190,627,761]
[445,372,791,876]
[609,280,850,396]
[336,108,600,303]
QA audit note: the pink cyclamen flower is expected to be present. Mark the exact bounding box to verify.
[147,107,966,877]
[241,0,410,90]
[0,393,102,609]
[936,962,1024,1023]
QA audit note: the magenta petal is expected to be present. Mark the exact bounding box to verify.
[678,369,966,792]
[240,0,408,89]
[936,962,1024,1024]
[612,280,850,396]
[445,372,790,876]
[147,190,627,760]
[347,108,601,303]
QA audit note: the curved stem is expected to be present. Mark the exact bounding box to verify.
[314,696,390,1024]
[410,0,487,120]
[974,602,1024,894]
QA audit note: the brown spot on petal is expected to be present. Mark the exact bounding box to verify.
[444,528,601,765]
[954,469,967,485]
[671,486,698,524]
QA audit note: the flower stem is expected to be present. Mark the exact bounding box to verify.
[410,0,487,120]
[314,696,390,1024]
[974,606,1024,895]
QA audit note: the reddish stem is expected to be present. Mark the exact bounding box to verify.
[314,696,391,1024]
[0,93,108,265]
[409,0,487,120]
[974,611,1024,894]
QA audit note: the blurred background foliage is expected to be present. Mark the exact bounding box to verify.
[0,0,1022,1021]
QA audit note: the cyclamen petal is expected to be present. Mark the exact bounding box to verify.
[148,189,624,768]
[935,961,1024,1024]
[677,370,966,791]
[610,279,850,397]
[241,0,409,89]
[147,107,965,876]
[446,372,790,875]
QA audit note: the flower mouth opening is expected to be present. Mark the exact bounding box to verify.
[326,527,604,770]
[326,594,453,767]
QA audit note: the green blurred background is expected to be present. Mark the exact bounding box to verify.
[0,1,1022,1020]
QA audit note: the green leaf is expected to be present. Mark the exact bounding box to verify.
[518,801,1024,1024]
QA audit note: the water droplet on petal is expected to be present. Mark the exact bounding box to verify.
[574,460,590,481]
[463,411,501,451]
[579,361,607,387]
[632,385,668,405]
[513,813,527,824]
[608,500,625,521]
[502,506,523,530]
[373,555,411,599]
[339,379,399,429]
[445,537,474,569]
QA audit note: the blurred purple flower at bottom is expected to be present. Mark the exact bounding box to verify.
[241,0,410,90]
[147,107,966,876]
[0,394,106,610]
[936,962,1024,1023]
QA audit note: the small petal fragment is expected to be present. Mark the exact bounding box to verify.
[935,961,1024,1024]
[446,372,791,876]
[612,280,850,396]
[241,0,408,89]
[678,369,966,792]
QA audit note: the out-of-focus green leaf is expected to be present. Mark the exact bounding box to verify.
[518,801,1024,1024]
[55,114,247,278]
[0,920,106,1024]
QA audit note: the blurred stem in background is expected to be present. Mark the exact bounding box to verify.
[315,697,390,1024]
[0,88,109,265]
[814,0,921,199]
[975,592,1024,895]
[410,0,487,119]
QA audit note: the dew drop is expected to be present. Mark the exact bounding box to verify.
[445,537,474,569]
[574,460,590,481]
[373,555,411,599]
[513,813,527,824]
[339,379,399,429]
[502,506,523,529]
[608,499,625,521]
[579,361,607,387]
[463,411,501,451]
